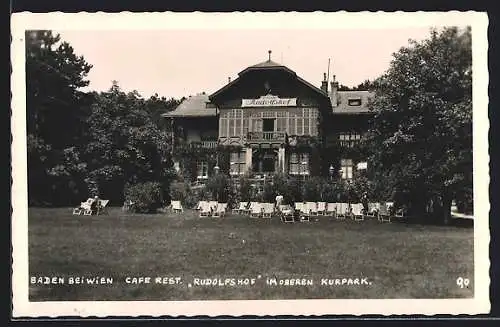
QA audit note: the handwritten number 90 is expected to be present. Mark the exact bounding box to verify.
[456,277,470,288]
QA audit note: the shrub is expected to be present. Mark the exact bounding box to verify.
[205,174,237,207]
[124,181,163,213]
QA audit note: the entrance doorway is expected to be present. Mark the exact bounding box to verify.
[263,118,275,132]
[252,149,278,174]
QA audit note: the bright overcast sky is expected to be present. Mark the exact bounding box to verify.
[57,28,433,99]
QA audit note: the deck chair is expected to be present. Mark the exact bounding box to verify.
[326,203,336,216]
[335,203,347,220]
[199,202,211,217]
[262,203,274,219]
[378,203,391,222]
[196,200,208,211]
[366,202,379,218]
[351,203,365,221]
[394,208,406,221]
[306,202,318,216]
[294,202,303,213]
[208,201,218,211]
[245,202,258,216]
[233,202,248,215]
[250,203,262,218]
[317,202,326,215]
[96,200,110,215]
[279,205,294,223]
[212,203,225,218]
[171,200,183,213]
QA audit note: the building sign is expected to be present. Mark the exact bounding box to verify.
[242,94,297,107]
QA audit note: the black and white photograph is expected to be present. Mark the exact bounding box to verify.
[11,11,490,317]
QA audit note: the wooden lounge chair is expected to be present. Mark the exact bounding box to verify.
[171,200,183,213]
[199,202,211,217]
[351,203,364,221]
[232,202,247,215]
[250,203,262,218]
[208,201,218,211]
[294,202,303,213]
[378,203,391,222]
[326,203,336,217]
[196,201,207,211]
[262,203,274,219]
[96,200,109,215]
[336,203,348,220]
[317,202,326,215]
[245,202,258,216]
[280,205,294,223]
[366,202,379,218]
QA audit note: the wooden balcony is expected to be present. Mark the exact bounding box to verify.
[247,131,286,142]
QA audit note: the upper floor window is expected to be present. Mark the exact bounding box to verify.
[348,98,362,106]
[339,132,361,148]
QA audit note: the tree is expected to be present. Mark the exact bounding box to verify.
[85,82,176,204]
[26,30,93,205]
[366,27,472,224]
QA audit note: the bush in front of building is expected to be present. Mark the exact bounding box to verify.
[124,181,164,213]
[205,174,237,207]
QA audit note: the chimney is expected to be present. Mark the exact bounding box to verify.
[228,76,231,83]
[321,72,328,93]
[330,75,339,107]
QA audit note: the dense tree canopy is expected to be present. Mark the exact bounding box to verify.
[26,31,179,206]
[366,27,472,223]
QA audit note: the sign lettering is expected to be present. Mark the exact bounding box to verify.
[242,95,297,107]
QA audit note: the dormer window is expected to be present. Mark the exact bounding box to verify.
[348,98,362,106]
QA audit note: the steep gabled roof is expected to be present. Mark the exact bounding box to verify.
[210,59,327,101]
[161,93,216,118]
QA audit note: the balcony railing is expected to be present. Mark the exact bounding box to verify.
[247,131,286,142]
[189,140,218,149]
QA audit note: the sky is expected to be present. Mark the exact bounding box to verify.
[56,28,434,99]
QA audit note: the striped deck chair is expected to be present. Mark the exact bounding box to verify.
[378,203,391,222]
[250,203,262,218]
[317,202,326,215]
[199,201,211,217]
[306,202,318,216]
[351,203,365,221]
[262,203,274,219]
[326,203,336,217]
[171,200,183,213]
[245,202,258,216]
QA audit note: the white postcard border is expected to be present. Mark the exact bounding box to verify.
[11,11,490,317]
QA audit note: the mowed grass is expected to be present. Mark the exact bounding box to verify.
[28,207,474,301]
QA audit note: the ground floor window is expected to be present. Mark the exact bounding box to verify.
[230,151,246,176]
[289,152,309,175]
[197,160,208,179]
[340,158,353,180]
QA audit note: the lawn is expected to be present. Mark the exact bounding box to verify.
[28,207,474,301]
